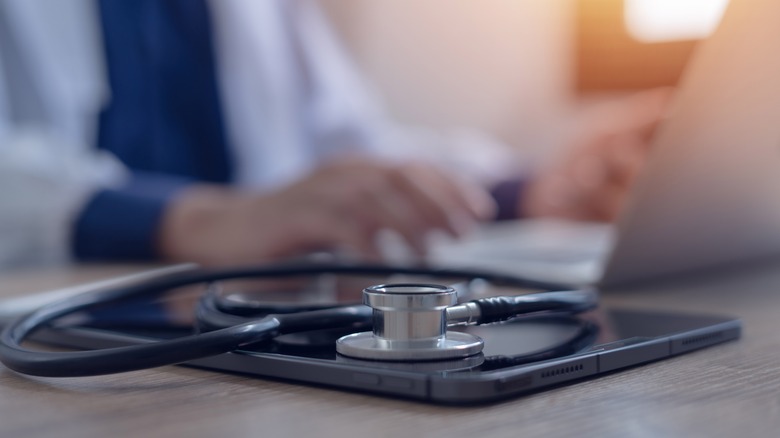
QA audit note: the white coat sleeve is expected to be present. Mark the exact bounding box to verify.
[0,51,126,268]
[0,133,127,268]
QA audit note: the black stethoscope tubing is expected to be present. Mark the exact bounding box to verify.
[0,263,585,378]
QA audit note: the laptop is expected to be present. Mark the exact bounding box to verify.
[430,0,780,288]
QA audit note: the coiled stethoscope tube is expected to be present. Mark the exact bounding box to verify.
[0,263,597,377]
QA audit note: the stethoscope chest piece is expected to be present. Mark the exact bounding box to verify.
[335,284,483,361]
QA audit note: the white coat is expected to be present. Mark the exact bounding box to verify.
[0,0,512,268]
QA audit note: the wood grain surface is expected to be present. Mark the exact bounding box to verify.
[1,261,779,438]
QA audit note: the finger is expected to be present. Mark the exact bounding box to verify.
[303,212,384,260]
[387,165,486,238]
[287,164,432,257]
[350,187,430,256]
[527,172,597,221]
[536,159,635,223]
[326,159,495,223]
[603,133,647,186]
[571,153,610,192]
[623,87,675,143]
[425,165,497,221]
[269,193,384,261]
[320,171,433,256]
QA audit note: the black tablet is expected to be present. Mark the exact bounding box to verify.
[19,282,740,405]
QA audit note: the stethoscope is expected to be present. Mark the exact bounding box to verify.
[0,263,598,377]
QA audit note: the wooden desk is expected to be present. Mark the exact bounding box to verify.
[1,262,778,438]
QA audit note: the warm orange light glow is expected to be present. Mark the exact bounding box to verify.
[625,0,729,43]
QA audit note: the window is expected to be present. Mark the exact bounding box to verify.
[625,0,729,43]
[576,0,729,92]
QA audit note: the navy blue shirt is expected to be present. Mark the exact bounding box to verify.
[74,0,232,260]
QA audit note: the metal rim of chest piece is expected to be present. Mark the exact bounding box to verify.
[335,283,484,361]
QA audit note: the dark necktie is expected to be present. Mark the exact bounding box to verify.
[96,0,233,183]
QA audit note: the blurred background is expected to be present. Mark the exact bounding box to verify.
[323,0,728,163]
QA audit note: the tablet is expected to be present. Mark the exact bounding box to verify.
[21,282,740,405]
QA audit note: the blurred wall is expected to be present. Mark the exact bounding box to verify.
[322,1,577,162]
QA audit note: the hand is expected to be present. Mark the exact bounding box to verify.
[158,159,496,265]
[521,88,673,222]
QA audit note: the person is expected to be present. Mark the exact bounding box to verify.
[0,0,669,268]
